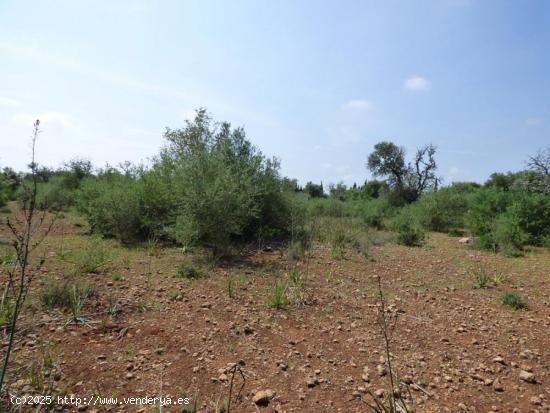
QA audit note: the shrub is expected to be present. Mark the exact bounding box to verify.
[307,197,352,218]
[414,187,472,232]
[466,188,511,239]
[35,176,75,211]
[176,260,201,279]
[163,110,290,256]
[355,198,393,229]
[76,171,146,243]
[492,211,529,254]
[391,208,425,247]
[500,292,526,310]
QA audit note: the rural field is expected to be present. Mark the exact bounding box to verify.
[1,204,549,412]
[1,2,549,412]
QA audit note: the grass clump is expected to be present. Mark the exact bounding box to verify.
[473,267,490,289]
[40,277,94,312]
[268,279,287,309]
[65,236,114,274]
[500,292,526,310]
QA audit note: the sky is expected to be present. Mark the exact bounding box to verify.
[0,0,549,186]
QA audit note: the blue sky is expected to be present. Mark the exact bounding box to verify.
[0,0,548,186]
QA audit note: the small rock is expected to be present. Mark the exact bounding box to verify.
[530,396,542,406]
[492,379,504,392]
[253,389,274,406]
[519,370,536,383]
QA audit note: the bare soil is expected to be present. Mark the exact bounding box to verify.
[1,212,549,412]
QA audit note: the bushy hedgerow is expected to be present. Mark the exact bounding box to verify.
[76,171,146,243]
[412,186,472,232]
[465,187,550,252]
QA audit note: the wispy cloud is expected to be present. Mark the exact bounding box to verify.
[343,99,372,111]
[404,76,431,92]
[525,117,544,127]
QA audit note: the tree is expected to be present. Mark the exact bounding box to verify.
[304,181,324,198]
[527,147,550,178]
[367,142,407,188]
[409,144,440,194]
[328,182,347,201]
[367,141,440,203]
[527,147,550,193]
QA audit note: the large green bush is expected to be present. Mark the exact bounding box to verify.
[413,187,472,232]
[160,110,290,255]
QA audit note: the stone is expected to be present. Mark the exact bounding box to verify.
[519,370,536,383]
[253,389,274,406]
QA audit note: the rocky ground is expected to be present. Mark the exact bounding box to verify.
[1,213,549,412]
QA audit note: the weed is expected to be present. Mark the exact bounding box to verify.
[112,273,125,282]
[493,271,506,286]
[0,298,15,328]
[169,291,183,301]
[107,294,122,316]
[287,265,306,305]
[227,274,241,299]
[268,279,287,309]
[500,292,526,310]
[473,267,490,289]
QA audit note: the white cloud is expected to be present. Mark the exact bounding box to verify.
[405,76,431,92]
[343,99,372,111]
[449,166,460,176]
[0,97,20,107]
[525,117,544,127]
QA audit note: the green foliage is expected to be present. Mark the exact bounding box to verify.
[176,260,201,279]
[65,236,114,274]
[0,298,15,327]
[413,187,471,232]
[391,208,425,247]
[354,198,393,229]
[304,181,324,198]
[500,292,526,310]
[307,197,352,218]
[268,279,287,309]
[161,109,290,256]
[466,188,550,253]
[76,170,147,243]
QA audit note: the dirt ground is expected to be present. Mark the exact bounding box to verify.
[1,212,549,413]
